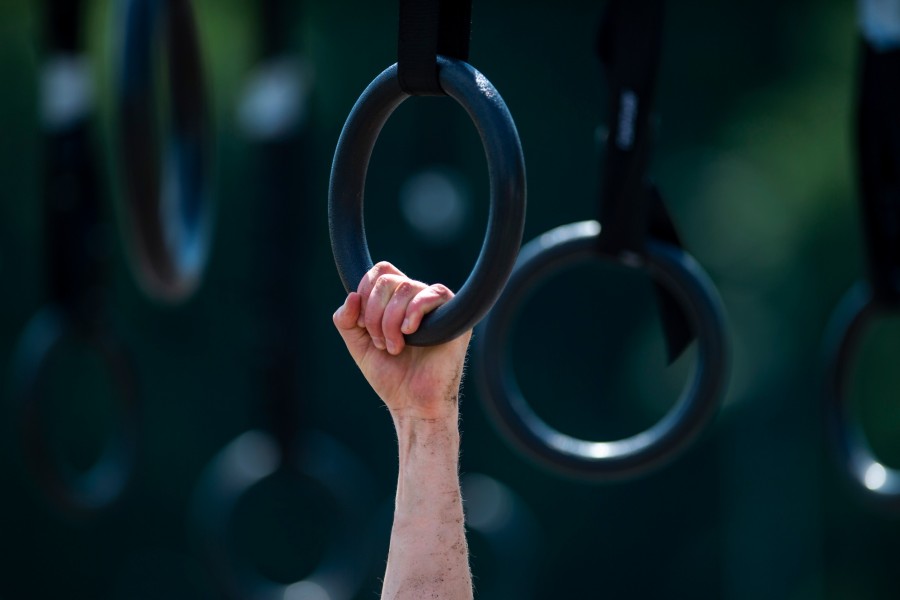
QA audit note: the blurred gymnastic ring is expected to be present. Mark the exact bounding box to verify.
[116,0,212,301]
[824,281,900,505]
[329,56,526,346]
[476,221,729,480]
[190,430,373,600]
[11,308,139,513]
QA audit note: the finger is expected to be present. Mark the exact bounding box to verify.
[333,291,361,331]
[365,273,407,350]
[333,292,369,363]
[356,262,405,328]
[382,279,428,355]
[402,284,454,335]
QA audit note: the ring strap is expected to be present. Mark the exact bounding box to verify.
[594,0,662,254]
[45,0,83,52]
[595,0,694,362]
[397,0,472,95]
[857,41,900,307]
[44,118,107,317]
[249,0,310,459]
[42,0,108,323]
[647,185,694,361]
[258,0,294,59]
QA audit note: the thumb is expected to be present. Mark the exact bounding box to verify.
[333,292,371,363]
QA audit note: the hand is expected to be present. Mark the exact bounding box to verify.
[333,262,472,420]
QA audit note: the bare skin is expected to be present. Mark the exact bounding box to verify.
[333,261,473,600]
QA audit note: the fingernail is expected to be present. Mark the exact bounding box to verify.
[401,318,411,333]
[372,337,385,350]
[385,339,397,354]
[357,316,365,328]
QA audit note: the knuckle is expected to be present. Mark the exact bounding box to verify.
[431,283,452,298]
[362,263,388,290]
[373,261,398,276]
[395,280,417,297]
[371,274,388,291]
[372,273,398,293]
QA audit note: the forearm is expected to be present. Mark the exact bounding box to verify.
[382,408,472,599]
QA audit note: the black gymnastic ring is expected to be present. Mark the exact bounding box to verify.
[190,430,373,600]
[475,220,729,480]
[328,56,526,346]
[116,0,211,301]
[823,281,900,506]
[11,308,139,513]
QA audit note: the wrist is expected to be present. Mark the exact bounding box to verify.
[392,410,461,479]
[387,388,462,422]
[391,408,460,442]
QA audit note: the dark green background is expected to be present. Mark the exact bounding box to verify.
[2,0,900,598]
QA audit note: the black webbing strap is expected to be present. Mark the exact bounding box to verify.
[44,124,105,316]
[257,134,306,459]
[595,0,662,254]
[248,0,309,459]
[647,185,694,361]
[43,0,107,322]
[595,0,694,362]
[857,41,900,307]
[45,0,81,52]
[397,0,472,95]
[259,0,292,59]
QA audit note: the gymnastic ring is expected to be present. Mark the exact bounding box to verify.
[116,0,212,302]
[823,281,900,506]
[10,307,139,513]
[190,429,374,600]
[329,56,526,346]
[475,220,729,480]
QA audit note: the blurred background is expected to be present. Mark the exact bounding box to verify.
[1,0,900,598]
